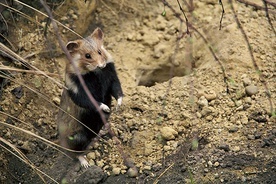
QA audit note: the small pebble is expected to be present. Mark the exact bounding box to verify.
[53,97,60,105]
[214,162,220,167]
[152,163,162,172]
[160,127,178,140]
[232,146,240,152]
[244,97,252,104]
[196,112,202,118]
[245,85,258,96]
[247,134,255,140]
[218,144,230,152]
[112,167,121,175]
[198,96,208,107]
[180,166,187,172]
[127,167,138,178]
[87,152,96,160]
[204,90,217,101]
[201,106,213,116]
[96,160,104,168]
[236,105,244,111]
[254,132,261,139]
[144,165,151,171]
[242,78,251,86]
[208,161,213,167]
[163,145,171,151]
[88,159,95,166]
[229,126,239,133]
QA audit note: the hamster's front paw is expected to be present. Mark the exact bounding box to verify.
[100,103,110,113]
[116,96,123,111]
[78,155,90,169]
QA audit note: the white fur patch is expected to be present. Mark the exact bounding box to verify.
[100,103,110,112]
[65,74,78,94]
[86,64,96,71]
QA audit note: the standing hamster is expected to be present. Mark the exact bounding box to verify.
[57,28,123,168]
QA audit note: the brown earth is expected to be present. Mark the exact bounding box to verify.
[0,0,275,183]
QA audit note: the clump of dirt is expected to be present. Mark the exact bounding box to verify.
[0,0,275,183]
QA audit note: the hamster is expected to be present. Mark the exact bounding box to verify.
[57,27,123,168]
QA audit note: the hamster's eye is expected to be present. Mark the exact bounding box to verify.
[98,50,102,55]
[85,53,91,59]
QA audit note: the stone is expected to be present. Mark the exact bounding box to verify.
[242,77,251,86]
[228,126,239,133]
[204,90,217,101]
[232,146,240,152]
[247,134,255,140]
[163,145,171,151]
[160,127,178,140]
[245,85,258,96]
[218,144,230,152]
[53,97,60,105]
[127,33,136,41]
[201,106,213,116]
[198,96,208,107]
[214,162,220,167]
[96,160,104,168]
[87,152,96,160]
[88,159,95,166]
[112,167,121,175]
[127,167,138,178]
[144,142,153,156]
[144,165,151,171]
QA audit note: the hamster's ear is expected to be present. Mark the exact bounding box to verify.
[66,41,80,52]
[91,27,104,41]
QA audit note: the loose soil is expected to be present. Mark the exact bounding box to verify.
[0,0,275,183]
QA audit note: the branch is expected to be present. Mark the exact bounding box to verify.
[219,0,225,30]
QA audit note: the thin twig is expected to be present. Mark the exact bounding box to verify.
[153,163,175,184]
[219,0,225,30]
[176,0,190,34]
[0,66,59,77]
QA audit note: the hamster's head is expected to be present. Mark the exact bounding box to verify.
[66,28,113,74]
